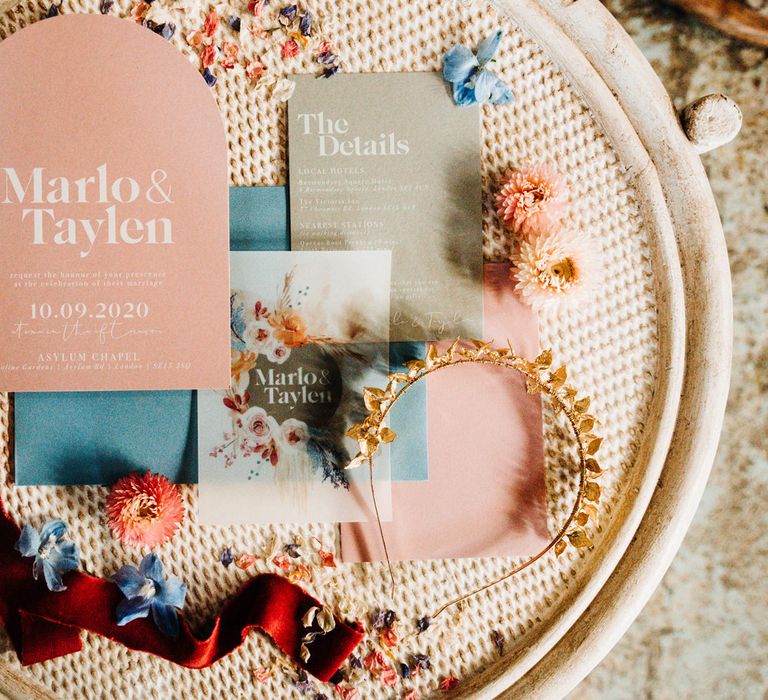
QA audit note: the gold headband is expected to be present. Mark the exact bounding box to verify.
[345,339,604,617]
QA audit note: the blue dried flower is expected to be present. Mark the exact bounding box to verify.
[112,553,187,639]
[16,520,80,592]
[299,11,312,37]
[316,51,336,66]
[416,615,431,633]
[202,68,217,88]
[400,662,411,679]
[442,30,513,107]
[228,15,241,32]
[99,0,113,13]
[43,4,60,18]
[279,4,298,21]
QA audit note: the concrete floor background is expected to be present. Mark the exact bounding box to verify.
[569,2,768,699]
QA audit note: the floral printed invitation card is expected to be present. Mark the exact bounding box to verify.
[197,251,393,525]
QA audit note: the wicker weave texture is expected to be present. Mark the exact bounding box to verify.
[0,0,658,697]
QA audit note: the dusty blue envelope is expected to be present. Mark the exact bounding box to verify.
[14,186,427,485]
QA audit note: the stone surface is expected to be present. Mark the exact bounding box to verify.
[569,2,768,699]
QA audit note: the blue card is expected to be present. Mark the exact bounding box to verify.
[14,187,427,485]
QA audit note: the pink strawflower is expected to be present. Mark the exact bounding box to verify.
[316,40,334,55]
[203,9,219,37]
[512,227,602,313]
[281,38,300,58]
[495,164,568,236]
[106,472,184,548]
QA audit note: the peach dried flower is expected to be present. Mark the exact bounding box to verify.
[512,227,602,313]
[495,163,568,236]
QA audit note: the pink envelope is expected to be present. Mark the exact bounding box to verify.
[340,263,547,561]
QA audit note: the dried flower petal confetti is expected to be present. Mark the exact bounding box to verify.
[288,563,312,583]
[202,67,217,88]
[200,43,217,69]
[203,9,220,37]
[235,553,258,569]
[415,615,431,633]
[219,547,234,568]
[220,41,239,69]
[491,629,505,655]
[334,686,359,700]
[281,38,300,58]
[272,554,292,570]
[252,666,272,683]
[279,3,298,21]
[380,664,398,687]
[379,626,399,649]
[186,29,204,48]
[439,676,459,691]
[245,60,265,81]
[228,15,241,32]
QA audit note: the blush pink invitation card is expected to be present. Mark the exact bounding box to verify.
[0,15,230,392]
[340,263,548,561]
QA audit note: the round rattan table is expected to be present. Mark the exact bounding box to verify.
[0,0,733,698]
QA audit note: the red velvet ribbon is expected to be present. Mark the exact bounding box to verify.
[0,499,363,680]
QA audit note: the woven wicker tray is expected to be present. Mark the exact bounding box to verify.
[0,0,731,698]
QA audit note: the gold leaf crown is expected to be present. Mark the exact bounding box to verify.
[345,339,604,614]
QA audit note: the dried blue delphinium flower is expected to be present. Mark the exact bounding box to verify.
[442,30,513,106]
[113,553,187,639]
[16,520,80,592]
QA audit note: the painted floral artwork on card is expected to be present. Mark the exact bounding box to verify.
[197,251,393,525]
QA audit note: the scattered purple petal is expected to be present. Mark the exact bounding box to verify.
[491,629,505,655]
[202,68,217,87]
[43,4,60,18]
[400,662,411,679]
[279,4,297,21]
[293,669,314,694]
[228,15,241,32]
[412,654,431,672]
[219,547,234,568]
[316,51,335,65]
[349,655,363,670]
[416,615,431,633]
[321,65,340,79]
[99,0,114,14]
[371,609,397,630]
[299,11,311,36]
[283,542,301,558]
